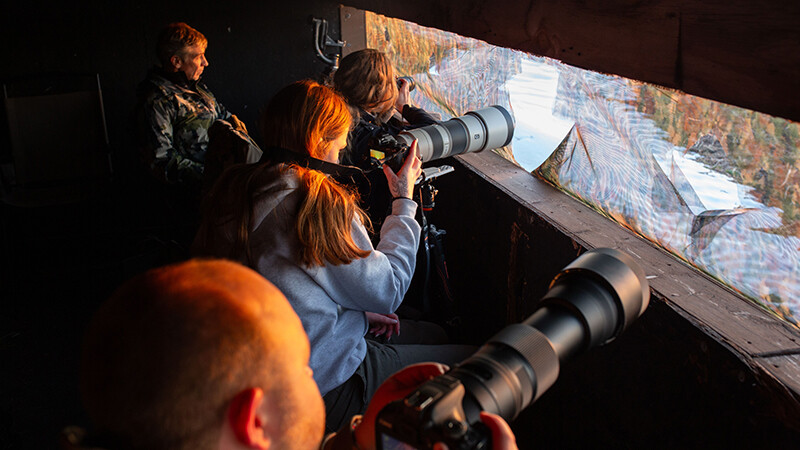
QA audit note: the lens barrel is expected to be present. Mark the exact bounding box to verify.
[449,248,649,421]
[397,76,416,92]
[397,105,515,163]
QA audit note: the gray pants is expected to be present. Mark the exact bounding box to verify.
[323,334,477,432]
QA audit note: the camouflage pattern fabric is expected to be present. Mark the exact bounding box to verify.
[138,69,231,183]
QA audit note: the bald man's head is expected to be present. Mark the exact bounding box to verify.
[80,259,323,449]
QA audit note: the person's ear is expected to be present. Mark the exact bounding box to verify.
[227,388,271,449]
[170,54,183,71]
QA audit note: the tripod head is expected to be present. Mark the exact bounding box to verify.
[416,165,454,211]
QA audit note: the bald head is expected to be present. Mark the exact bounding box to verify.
[81,259,317,449]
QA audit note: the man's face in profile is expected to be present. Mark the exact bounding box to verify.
[175,43,208,80]
[248,281,326,450]
[264,328,326,449]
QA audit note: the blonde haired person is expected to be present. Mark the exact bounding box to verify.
[193,80,475,433]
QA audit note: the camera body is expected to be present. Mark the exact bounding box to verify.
[375,248,650,449]
[377,375,490,450]
[368,132,411,172]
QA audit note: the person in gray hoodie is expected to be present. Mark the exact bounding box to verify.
[193,80,475,432]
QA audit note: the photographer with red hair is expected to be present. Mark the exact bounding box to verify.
[193,80,475,432]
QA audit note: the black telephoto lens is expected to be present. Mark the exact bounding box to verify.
[451,248,649,420]
[397,76,416,92]
[375,248,649,450]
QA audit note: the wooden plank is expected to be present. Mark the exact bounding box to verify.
[680,1,800,124]
[757,354,800,397]
[752,354,800,428]
[457,150,800,361]
[346,0,679,89]
[339,5,366,58]
[433,151,800,438]
[343,0,800,122]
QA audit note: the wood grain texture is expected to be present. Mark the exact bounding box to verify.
[344,0,800,121]
[430,151,800,440]
[339,6,366,57]
[456,150,800,396]
[759,354,800,394]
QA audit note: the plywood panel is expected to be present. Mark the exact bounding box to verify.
[680,1,800,122]
[344,0,800,122]
[340,6,366,57]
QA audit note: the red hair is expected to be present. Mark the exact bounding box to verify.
[197,80,370,267]
[295,168,370,266]
[260,80,353,159]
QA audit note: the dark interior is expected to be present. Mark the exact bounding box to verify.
[2,1,799,448]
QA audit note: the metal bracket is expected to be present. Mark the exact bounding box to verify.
[312,17,344,67]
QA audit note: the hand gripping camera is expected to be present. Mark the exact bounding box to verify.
[369,105,514,172]
[376,248,651,449]
[397,76,416,92]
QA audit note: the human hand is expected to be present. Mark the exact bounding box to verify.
[383,139,422,200]
[365,312,400,339]
[229,114,248,134]
[354,363,448,449]
[479,412,518,450]
[395,77,411,112]
[429,412,518,450]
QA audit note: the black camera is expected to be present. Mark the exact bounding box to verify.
[368,132,412,173]
[368,105,515,173]
[376,248,650,449]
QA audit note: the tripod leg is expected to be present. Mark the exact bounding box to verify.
[421,224,432,315]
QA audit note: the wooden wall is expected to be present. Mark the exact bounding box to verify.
[0,0,344,177]
[3,1,799,447]
[344,0,800,123]
[343,1,800,444]
[1,2,340,447]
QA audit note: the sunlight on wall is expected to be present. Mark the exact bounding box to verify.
[367,11,800,329]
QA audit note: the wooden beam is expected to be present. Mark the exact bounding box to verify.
[339,5,366,58]
[430,151,800,441]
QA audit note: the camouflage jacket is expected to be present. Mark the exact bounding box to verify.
[136,68,231,183]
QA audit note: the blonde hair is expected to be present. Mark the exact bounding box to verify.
[295,168,370,266]
[333,48,398,117]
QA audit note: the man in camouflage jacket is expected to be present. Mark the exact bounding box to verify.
[136,22,243,185]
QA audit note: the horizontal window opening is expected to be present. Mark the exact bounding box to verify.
[365,10,800,331]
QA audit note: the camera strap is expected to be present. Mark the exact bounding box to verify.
[258,146,370,188]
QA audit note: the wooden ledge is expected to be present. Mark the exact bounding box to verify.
[457,150,800,405]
